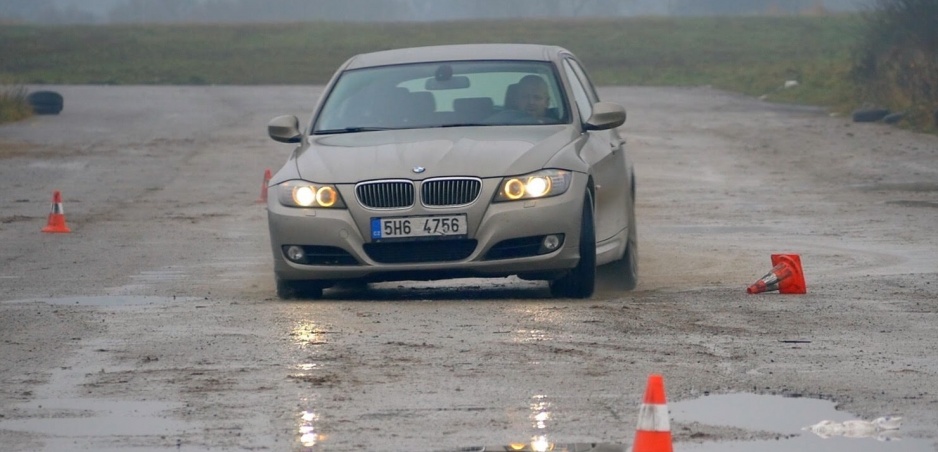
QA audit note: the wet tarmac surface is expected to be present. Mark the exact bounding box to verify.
[2,86,937,450]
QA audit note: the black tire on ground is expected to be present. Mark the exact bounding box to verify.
[276,278,325,300]
[550,191,596,299]
[26,91,64,115]
[852,108,889,123]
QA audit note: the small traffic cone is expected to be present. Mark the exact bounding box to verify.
[632,374,673,452]
[257,168,272,203]
[41,190,71,233]
[747,253,806,294]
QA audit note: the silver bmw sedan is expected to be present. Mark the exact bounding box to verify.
[266,43,637,299]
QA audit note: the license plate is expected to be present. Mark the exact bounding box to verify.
[371,214,467,241]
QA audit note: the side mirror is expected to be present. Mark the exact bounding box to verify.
[585,102,626,131]
[268,115,302,143]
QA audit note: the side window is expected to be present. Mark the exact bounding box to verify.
[562,59,592,122]
[567,59,600,103]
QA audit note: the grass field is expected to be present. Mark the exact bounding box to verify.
[0,82,32,123]
[1,15,863,121]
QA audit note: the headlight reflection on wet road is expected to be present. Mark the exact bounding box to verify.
[291,320,331,449]
[290,322,330,346]
[298,409,320,448]
[529,394,553,452]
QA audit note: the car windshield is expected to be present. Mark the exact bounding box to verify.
[313,60,569,134]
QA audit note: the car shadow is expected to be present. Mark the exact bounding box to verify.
[285,277,634,302]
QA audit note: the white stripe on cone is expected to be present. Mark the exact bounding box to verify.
[636,403,670,431]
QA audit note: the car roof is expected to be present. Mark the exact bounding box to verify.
[344,44,569,69]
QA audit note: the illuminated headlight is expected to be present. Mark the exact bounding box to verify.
[494,169,571,202]
[277,180,346,208]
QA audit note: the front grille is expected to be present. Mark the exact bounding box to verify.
[356,180,415,209]
[363,239,477,264]
[421,178,482,207]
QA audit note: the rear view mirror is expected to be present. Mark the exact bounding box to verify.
[585,102,626,131]
[268,115,302,143]
[425,76,470,91]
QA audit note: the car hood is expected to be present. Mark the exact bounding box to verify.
[294,126,577,183]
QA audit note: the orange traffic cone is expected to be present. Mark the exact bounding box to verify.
[747,254,806,294]
[633,374,673,452]
[257,168,272,203]
[41,190,71,233]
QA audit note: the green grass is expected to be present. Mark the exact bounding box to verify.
[0,15,863,121]
[0,82,32,123]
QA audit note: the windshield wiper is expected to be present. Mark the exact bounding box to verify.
[436,123,493,128]
[314,126,392,135]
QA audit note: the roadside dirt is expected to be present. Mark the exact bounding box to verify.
[0,86,936,451]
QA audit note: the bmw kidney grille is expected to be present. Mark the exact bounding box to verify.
[355,178,481,209]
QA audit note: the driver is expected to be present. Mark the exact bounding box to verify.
[512,75,551,119]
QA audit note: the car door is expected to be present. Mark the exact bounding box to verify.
[561,58,629,245]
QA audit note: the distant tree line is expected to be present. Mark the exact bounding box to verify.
[104,0,867,22]
[1,0,866,24]
[668,0,830,15]
[106,0,643,23]
[854,0,938,128]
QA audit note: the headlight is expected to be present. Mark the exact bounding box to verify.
[494,169,571,202]
[276,180,346,208]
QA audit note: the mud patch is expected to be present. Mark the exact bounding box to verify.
[0,215,34,224]
[3,295,197,307]
[658,225,779,235]
[885,200,938,208]
[0,141,41,159]
[857,182,938,193]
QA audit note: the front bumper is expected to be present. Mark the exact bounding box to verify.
[267,174,588,283]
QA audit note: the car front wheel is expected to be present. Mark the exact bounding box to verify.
[550,191,596,298]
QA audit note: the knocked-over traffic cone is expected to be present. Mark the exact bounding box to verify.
[257,168,272,203]
[41,190,71,233]
[747,253,806,294]
[633,374,673,452]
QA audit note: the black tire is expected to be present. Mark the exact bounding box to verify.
[26,91,64,115]
[550,192,596,299]
[276,278,325,300]
[852,108,889,123]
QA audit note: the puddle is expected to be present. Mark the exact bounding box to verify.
[3,295,198,307]
[432,394,626,451]
[0,398,188,449]
[671,393,933,451]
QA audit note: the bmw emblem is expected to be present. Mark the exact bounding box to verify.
[412,166,426,174]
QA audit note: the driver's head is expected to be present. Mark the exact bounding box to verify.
[516,75,549,118]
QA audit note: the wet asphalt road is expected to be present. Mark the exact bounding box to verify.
[1,85,937,451]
